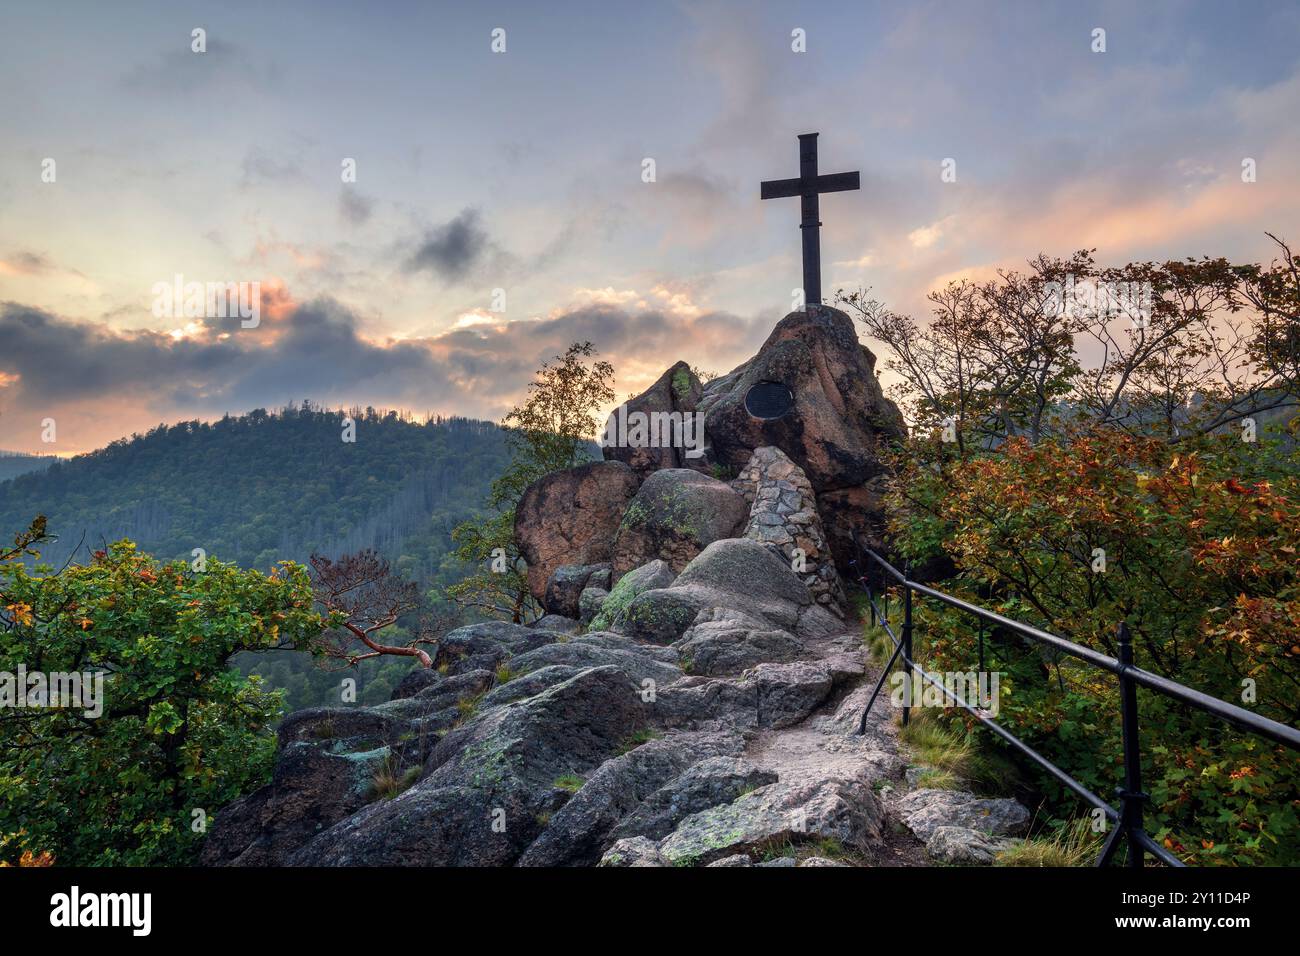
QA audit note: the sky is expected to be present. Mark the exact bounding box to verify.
[2,0,1298,454]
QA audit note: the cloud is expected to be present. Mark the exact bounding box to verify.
[405,209,492,284]
[121,38,278,94]
[0,252,54,276]
[0,291,770,454]
[241,147,304,187]
[339,189,375,226]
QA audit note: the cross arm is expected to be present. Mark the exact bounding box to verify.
[760,177,802,200]
[760,171,861,200]
[815,171,860,193]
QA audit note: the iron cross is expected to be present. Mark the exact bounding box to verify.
[760,133,860,306]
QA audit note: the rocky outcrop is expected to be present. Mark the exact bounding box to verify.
[673,607,805,676]
[202,700,462,866]
[895,788,1031,843]
[587,558,676,633]
[433,621,555,676]
[289,666,647,866]
[656,778,883,865]
[611,538,837,645]
[517,731,747,866]
[600,361,706,478]
[611,469,749,576]
[543,563,611,618]
[698,305,903,486]
[734,446,845,611]
[692,307,903,571]
[201,310,937,870]
[515,460,640,603]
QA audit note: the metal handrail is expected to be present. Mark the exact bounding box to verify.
[849,532,1300,868]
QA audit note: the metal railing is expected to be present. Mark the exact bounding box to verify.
[849,532,1300,868]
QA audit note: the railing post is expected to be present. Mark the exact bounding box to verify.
[1116,621,1149,868]
[868,561,876,628]
[901,578,914,728]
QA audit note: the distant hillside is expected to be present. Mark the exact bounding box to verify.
[0,403,520,710]
[0,449,59,483]
[0,403,511,577]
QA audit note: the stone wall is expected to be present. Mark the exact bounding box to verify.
[732,446,846,613]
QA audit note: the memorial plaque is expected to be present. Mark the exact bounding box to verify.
[745,381,794,420]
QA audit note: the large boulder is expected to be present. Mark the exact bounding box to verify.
[202,708,421,866]
[507,639,683,690]
[529,613,583,636]
[657,778,883,865]
[694,306,905,570]
[673,607,805,676]
[587,559,677,633]
[895,789,1031,843]
[698,306,904,490]
[611,469,749,576]
[515,460,641,603]
[289,666,648,866]
[607,756,778,843]
[433,622,556,676]
[612,538,824,645]
[600,361,706,478]
[543,562,610,618]
[517,731,746,866]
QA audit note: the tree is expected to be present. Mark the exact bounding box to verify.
[838,237,1299,448]
[0,522,324,865]
[888,431,1299,864]
[448,342,615,623]
[838,254,1085,456]
[309,549,446,668]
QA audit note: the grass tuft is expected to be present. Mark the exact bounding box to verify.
[616,728,663,755]
[370,761,421,801]
[996,818,1102,867]
[553,773,585,793]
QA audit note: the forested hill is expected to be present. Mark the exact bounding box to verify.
[0,404,512,585]
[0,450,58,483]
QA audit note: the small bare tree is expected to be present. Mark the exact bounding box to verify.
[309,550,442,668]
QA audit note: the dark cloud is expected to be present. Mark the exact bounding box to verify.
[405,209,491,283]
[0,297,767,452]
[1,251,54,275]
[240,147,304,187]
[339,189,375,226]
[121,38,278,93]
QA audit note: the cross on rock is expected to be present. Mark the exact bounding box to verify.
[760,133,860,306]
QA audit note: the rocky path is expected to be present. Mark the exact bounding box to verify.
[203,538,1031,868]
[738,629,932,866]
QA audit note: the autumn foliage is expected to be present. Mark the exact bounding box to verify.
[891,430,1299,863]
[0,523,324,865]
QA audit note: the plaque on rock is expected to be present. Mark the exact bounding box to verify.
[744,381,794,421]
